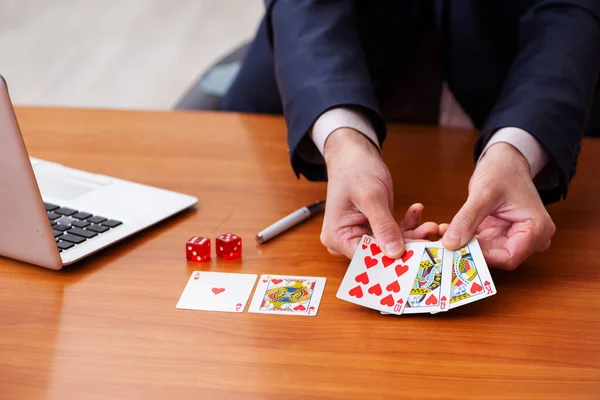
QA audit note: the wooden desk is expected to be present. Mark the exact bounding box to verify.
[1,108,600,400]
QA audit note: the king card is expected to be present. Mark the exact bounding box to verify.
[248,275,326,316]
[447,237,497,309]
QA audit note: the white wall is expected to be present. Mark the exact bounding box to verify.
[0,0,264,109]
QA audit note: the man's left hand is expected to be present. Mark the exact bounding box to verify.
[441,143,556,270]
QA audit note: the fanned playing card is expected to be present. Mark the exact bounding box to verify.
[336,235,424,315]
[176,271,257,313]
[446,237,497,309]
[248,275,326,316]
[402,241,453,314]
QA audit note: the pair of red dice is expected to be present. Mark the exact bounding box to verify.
[185,233,242,262]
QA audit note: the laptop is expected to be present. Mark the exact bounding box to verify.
[0,75,198,270]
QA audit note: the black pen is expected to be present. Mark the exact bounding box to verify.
[256,200,326,244]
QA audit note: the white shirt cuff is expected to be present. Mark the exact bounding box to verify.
[310,107,380,155]
[479,127,549,178]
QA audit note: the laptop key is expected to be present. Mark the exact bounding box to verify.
[44,202,60,212]
[87,216,107,224]
[57,240,75,250]
[68,227,98,239]
[56,216,77,227]
[47,212,61,221]
[53,223,71,232]
[73,212,92,220]
[55,207,78,216]
[61,233,86,244]
[86,224,109,233]
[52,229,63,238]
[102,220,122,228]
[72,220,90,228]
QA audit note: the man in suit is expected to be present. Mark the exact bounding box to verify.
[221,1,600,269]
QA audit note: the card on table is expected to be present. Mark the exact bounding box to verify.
[402,241,453,314]
[176,271,257,313]
[248,275,326,316]
[446,237,497,310]
[336,235,424,315]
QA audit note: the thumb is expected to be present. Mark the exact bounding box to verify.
[362,199,404,258]
[443,195,496,250]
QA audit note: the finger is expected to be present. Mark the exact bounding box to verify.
[443,195,497,250]
[404,222,440,240]
[321,225,368,259]
[399,203,423,232]
[537,239,551,252]
[360,197,404,258]
[438,223,449,236]
[484,230,537,271]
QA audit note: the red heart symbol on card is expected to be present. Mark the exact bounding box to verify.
[395,264,409,277]
[211,287,225,295]
[364,256,378,269]
[382,256,395,268]
[355,272,369,285]
[385,280,400,293]
[272,279,283,284]
[349,286,363,298]
[484,280,491,287]
[235,303,242,311]
[368,283,382,296]
[262,279,268,283]
[470,282,483,294]
[293,304,306,311]
[380,294,394,307]
[397,298,404,305]
[370,243,382,256]
[425,294,438,305]
[308,306,315,314]
[401,250,414,263]
[362,243,368,250]
[441,296,447,302]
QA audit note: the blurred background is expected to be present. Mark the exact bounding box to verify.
[0,0,263,109]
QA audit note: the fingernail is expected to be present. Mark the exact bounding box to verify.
[444,232,461,249]
[384,241,404,258]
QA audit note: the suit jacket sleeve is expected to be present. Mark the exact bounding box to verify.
[476,0,600,204]
[264,0,386,181]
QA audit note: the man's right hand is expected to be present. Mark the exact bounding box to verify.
[321,128,437,259]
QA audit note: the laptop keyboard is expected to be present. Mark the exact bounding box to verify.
[44,202,123,253]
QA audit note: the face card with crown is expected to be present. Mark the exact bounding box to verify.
[447,238,497,310]
[402,241,453,314]
[248,275,326,316]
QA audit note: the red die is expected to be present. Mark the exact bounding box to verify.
[186,236,210,262]
[216,233,242,260]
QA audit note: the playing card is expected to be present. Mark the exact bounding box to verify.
[402,241,453,314]
[447,237,497,309]
[336,235,423,315]
[176,271,257,313]
[248,275,326,316]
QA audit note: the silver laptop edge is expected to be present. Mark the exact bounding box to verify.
[0,75,198,270]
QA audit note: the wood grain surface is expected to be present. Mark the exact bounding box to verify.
[1,108,599,400]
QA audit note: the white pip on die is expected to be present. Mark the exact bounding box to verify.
[216,233,242,260]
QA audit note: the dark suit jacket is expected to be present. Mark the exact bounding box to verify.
[262,0,600,204]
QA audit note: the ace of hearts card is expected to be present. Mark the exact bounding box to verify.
[248,275,326,316]
[336,235,424,315]
[176,271,257,313]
